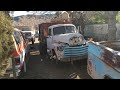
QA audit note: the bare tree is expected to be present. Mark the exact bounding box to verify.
[66,11,87,34]
[105,11,118,41]
[13,15,52,30]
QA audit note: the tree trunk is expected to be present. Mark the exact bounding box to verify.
[105,11,118,41]
[67,11,86,35]
[79,13,85,35]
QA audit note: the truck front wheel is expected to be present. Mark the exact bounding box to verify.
[52,49,60,64]
[31,39,34,44]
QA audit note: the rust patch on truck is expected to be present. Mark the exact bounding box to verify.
[87,54,94,75]
[103,42,120,51]
[102,46,120,69]
[87,60,92,75]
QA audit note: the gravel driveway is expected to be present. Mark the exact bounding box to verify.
[19,39,91,79]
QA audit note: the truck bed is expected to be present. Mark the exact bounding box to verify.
[88,40,120,69]
[100,40,120,51]
[88,40,120,79]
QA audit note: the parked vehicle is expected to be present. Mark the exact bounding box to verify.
[39,23,88,64]
[21,30,35,43]
[35,30,39,38]
[87,40,120,79]
[15,26,35,43]
[5,28,29,78]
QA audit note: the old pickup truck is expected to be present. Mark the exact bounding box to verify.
[87,40,120,79]
[39,11,89,64]
[39,22,88,64]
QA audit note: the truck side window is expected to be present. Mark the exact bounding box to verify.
[48,28,51,36]
[13,31,21,44]
[18,32,24,41]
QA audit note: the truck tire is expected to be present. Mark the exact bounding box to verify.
[32,39,34,44]
[23,59,27,72]
[40,42,47,56]
[52,49,60,64]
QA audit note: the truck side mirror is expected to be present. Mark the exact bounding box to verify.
[46,36,49,38]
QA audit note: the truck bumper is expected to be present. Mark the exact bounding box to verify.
[59,55,88,62]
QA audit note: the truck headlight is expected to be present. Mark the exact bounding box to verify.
[57,46,65,51]
[69,38,74,46]
[79,37,83,42]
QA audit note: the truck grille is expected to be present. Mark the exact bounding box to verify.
[64,45,88,57]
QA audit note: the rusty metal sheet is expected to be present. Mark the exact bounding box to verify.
[102,49,120,69]
[87,41,120,79]
[89,41,120,69]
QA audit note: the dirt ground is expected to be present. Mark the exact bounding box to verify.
[19,38,92,79]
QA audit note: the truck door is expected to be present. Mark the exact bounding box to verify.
[47,28,53,50]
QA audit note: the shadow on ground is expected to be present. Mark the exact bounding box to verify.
[19,42,92,79]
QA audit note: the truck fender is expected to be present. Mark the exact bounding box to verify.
[50,44,59,57]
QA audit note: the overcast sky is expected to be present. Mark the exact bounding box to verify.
[11,11,56,17]
[11,11,31,17]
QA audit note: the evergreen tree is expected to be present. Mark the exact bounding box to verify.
[0,11,14,76]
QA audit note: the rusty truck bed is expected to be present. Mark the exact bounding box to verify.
[87,40,120,79]
[89,40,120,69]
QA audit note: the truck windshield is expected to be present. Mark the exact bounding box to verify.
[53,26,76,35]
[22,28,31,31]
[23,32,32,39]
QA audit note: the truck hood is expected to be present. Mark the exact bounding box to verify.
[53,33,85,46]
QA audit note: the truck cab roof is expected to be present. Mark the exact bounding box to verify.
[48,24,75,29]
[21,31,32,33]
